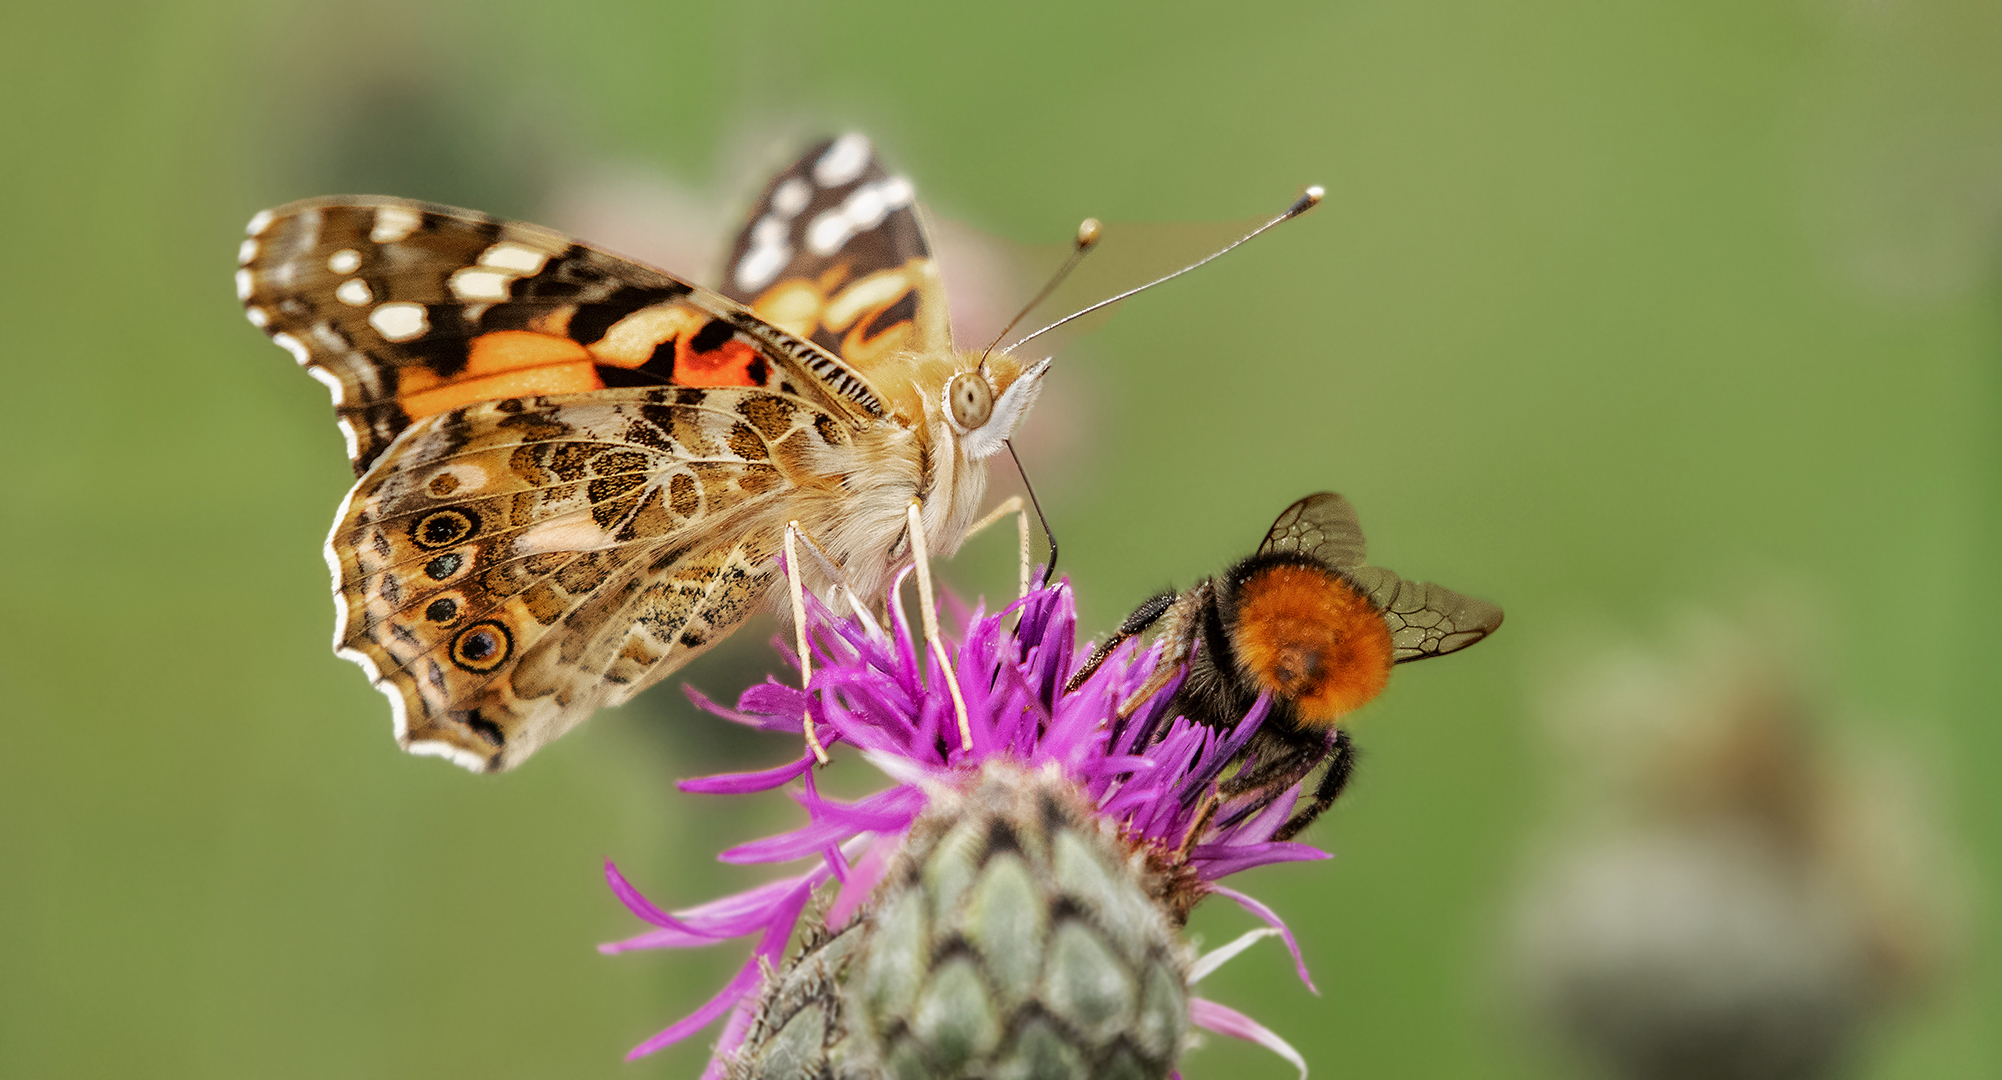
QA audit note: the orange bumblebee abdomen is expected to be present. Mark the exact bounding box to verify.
[1228,562,1393,728]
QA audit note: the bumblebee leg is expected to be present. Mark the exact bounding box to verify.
[1112,584,1212,718]
[908,499,973,751]
[1175,788,1223,860]
[1272,731,1359,842]
[1213,726,1335,831]
[1065,588,1177,694]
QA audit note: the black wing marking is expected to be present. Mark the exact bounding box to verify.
[1344,566,1503,662]
[718,133,951,363]
[240,196,891,473]
[1258,492,1367,569]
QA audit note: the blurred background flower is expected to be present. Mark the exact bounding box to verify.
[1504,602,1965,1080]
[4,1,1998,1078]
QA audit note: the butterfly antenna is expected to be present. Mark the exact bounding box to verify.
[1006,185,1324,352]
[979,217,1102,375]
[1006,439,1060,587]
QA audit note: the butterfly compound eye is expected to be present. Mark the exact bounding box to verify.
[947,371,993,431]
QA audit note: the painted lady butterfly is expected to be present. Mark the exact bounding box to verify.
[239,134,1045,772]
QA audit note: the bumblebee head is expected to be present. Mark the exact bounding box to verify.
[1220,552,1394,728]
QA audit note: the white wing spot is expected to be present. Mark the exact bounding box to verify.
[477,242,549,274]
[335,418,361,465]
[427,463,491,495]
[406,738,493,773]
[450,268,512,301]
[806,175,915,257]
[814,133,872,187]
[307,363,347,405]
[335,278,374,306]
[369,302,429,342]
[245,305,270,328]
[238,238,259,265]
[371,205,423,243]
[515,512,617,555]
[772,177,812,217]
[246,209,275,236]
[271,332,312,366]
[327,248,363,274]
[235,268,254,301]
[734,216,794,292]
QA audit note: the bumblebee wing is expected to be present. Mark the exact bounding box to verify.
[1258,492,1367,569]
[1344,566,1503,662]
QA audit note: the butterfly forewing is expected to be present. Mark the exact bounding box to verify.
[239,196,883,474]
[1258,491,1367,569]
[718,133,952,373]
[1342,566,1504,662]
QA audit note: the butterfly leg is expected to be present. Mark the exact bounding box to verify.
[963,495,1033,603]
[783,522,834,765]
[906,499,974,751]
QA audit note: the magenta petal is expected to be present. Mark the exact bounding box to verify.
[699,1001,760,1080]
[626,955,766,1059]
[679,754,815,794]
[739,680,808,717]
[719,818,858,864]
[1188,997,1307,1079]
[598,926,719,954]
[1208,884,1318,994]
[826,836,894,928]
[1188,840,1331,878]
[603,861,720,938]
[683,683,774,728]
[629,875,820,939]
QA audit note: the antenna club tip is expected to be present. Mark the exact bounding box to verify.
[1075,217,1102,249]
[1290,185,1326,216]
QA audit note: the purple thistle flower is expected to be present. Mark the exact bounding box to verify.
[603,574,1330,1077]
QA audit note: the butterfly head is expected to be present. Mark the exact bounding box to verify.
[942,354,1050,461]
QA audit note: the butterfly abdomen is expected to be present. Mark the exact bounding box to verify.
[1220,553,1393,729]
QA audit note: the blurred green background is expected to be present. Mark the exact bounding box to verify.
[4,0,1997,1076]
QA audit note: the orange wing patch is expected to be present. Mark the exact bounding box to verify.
[748,257,946,374]
[674,336,764,387]
[388,305,776,420]
[397,331,601,419]
[583,303,764,386]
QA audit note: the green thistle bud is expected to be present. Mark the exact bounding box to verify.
[732,762,1192,1080]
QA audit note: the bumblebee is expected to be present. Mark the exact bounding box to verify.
[1071,492,1503,840]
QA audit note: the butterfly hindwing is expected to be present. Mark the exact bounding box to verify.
[239,196,884,475]
[719,133,952,373]
[329,384,845,770]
